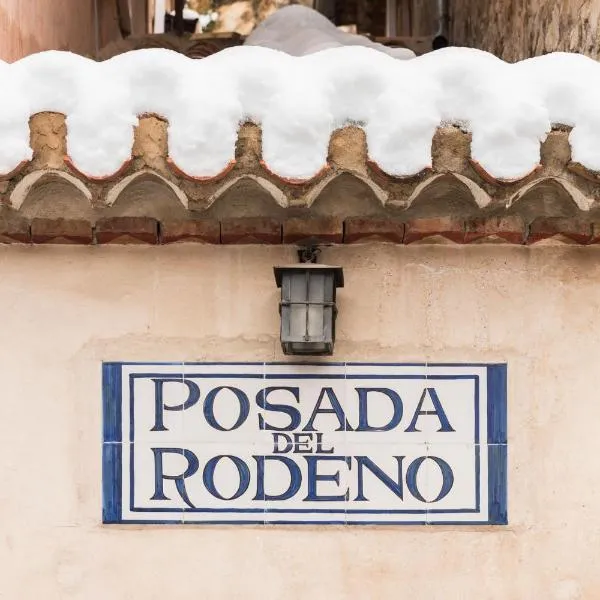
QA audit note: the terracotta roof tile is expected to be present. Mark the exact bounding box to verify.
[528,218,592,245]
[404,217,465,244]
[160,219,220,244]
[283,217,343,245]
[221,218,282,244]
[465,216,525,245]
[31,218,93,244]
[2,116,600,245]
[95,217,158,244]
[0,215,30,244]
[344,218,405,244]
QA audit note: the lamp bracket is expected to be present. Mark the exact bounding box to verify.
[297,245,320,264]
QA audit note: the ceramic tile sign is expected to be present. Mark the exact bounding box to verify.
[102,362,507,525]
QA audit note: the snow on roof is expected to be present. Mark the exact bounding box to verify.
[1,45,600,184]
[244,5,415,60]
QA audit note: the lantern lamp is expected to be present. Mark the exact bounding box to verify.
[274,256,344,356]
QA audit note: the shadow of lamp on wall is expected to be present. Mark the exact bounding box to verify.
[274,247,344,356]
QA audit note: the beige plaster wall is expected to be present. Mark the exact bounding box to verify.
[0,242,598,599]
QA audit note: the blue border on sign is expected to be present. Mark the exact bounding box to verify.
[102,362,122,524]
[101,362,508,526]
[487,364,508,524]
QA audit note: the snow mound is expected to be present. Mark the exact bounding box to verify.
[1,45,600,180]
[245,5,416,60]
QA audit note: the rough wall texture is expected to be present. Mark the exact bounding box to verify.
[0,243,599,598]
[451,0,600,61]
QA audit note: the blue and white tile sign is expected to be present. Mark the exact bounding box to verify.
[103,362,507,525]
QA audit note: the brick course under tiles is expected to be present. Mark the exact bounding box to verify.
[1,114,600,246]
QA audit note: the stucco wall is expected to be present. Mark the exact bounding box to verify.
[0,242,598,599]
[0,0,96,61]
[450,0,600,61]
[0,0,148,62]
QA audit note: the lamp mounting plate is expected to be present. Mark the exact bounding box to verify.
[298,245,320,264]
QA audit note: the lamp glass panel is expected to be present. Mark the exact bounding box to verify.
[307,303,325,340]
[289,304,308,340]
[279,269,337,349]
[281,272,307,342]
[307,272,326,302]
[306,272,325,340]
[284,341,332,355]
[322,305,334,341]
[283,271,308,302]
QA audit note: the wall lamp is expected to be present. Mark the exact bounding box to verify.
[274,247,344,356]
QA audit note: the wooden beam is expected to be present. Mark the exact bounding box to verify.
[174,0,184,36]
[399,0,411,36]
[117,0,133,36]
[385,0,397,36]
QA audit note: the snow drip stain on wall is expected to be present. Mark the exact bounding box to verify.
[2,47,600,181]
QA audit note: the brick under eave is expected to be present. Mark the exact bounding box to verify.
[0,113,600,246]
